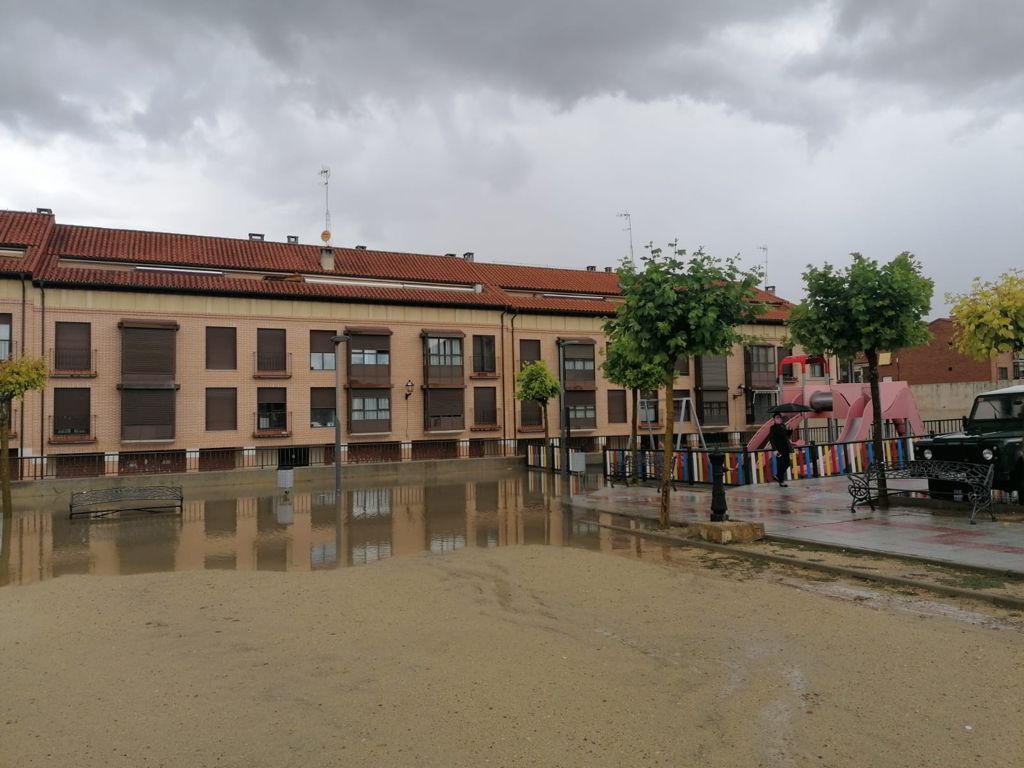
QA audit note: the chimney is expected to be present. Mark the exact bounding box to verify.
[248,233,265,241]
[286,235,299,245]
[604,266,613,272]
[586,265,596,271]
[444,253,456,258]
[765,285,776,294]
[355,245,367,250]
[36,207,53,215]
[319,246,335,271]
[463,252,475,262]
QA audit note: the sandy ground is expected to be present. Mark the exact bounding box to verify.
[2,546,1023,768]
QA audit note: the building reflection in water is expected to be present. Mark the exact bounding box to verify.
[2,472,644,586]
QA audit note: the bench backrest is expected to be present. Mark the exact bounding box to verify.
[70,486,183,508]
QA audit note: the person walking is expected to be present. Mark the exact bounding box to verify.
[768,413,794,487]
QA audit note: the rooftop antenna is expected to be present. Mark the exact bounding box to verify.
[757,244,768,290]
[617,211,634,265]
[319,166,332,246]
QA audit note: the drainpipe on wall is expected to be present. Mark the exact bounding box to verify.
[19,272,26,457]
[38,281,45,457]
[499,309,508,444]
[509,310,519,437]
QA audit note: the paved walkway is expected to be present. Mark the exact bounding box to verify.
[570,476,1024,575]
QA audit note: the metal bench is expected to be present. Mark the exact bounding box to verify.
[848,460,995,524]
[69,486,184,519]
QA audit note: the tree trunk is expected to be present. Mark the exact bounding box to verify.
[0,399,11,519]
[659,375,674,527]
[866,349,889,510]
[627,388,638,485]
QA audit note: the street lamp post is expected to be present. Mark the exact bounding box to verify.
[330,334,350,496]
[557,339,588,478]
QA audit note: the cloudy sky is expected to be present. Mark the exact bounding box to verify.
[1,0,1021,312]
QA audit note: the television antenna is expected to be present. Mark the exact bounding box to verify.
[319,166,332,244]
[757,244,768,290]
[617,211,634,265]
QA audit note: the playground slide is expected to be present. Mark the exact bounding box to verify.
[836,393,871,442]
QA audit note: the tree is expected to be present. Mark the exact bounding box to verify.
[601,337,665,482]
[605,243,764,526]
[0,356,47,585]
[787,253,932,509]
[514,361,562,452]
[947,270,1024,361]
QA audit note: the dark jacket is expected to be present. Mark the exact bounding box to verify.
[768,422,793,455]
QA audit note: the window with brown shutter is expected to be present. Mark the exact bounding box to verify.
[0,313,11,361]
[607,390,627,424]
[696,354,730,426]
[310,387,336,428]
[348,334,391,386]
[424,389,464,431]
[54,322,91,371]
[256,328,287,373]
[473,387,497,426]
[520,400,543,427]
[205,388,237,431]
[53,388,90,435]
[310,331,336,371]
[422,333,463,386]
[519,339,540,367]
[674,356,690,376]
[349,388,391,433]
[472,336,496,374]
[121,323,176,385]
[673,389,692,423]
[122,389,175,440]
[206,327,237,370]
[562,343,595,389]
[256,387,287,431]
[566,390,596,429]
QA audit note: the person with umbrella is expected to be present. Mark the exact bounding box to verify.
[768,412,795,487]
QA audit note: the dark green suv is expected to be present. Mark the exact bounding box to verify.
[917,385,1024,501]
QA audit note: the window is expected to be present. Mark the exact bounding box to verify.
[122,389,175,440]
[521,400,543,428]
[348,331,391,387]
[473,387,497,426]
[673,389,692,423]
[206,327,236,370]
[519,339,540,367]
[639,390,659,425]
[205,388,237,431]
[700,390,729,426]
[0,313,10,360]
[310,387,336,428]
[997,367,1009,381]
[697,354,730,426]
[607,390,627,423]
[309,331,336,371]
[472,335,496,374]
[256,328,287,373]
[566,391,596,429]
[120,321,177,383]
[427,336,463,367]
[54,322,91,371]
[256,387,287,431]
[745,345,776,389]
[674,357,690,376]
[562,341,596,390]
[53,388,90,436]
[349,389,391,433]
[424,389,464,431]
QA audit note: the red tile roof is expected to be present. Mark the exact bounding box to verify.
[0,209,791,322]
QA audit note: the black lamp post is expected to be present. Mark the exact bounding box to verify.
[330,334,350,495]
[556,339,587,477]
[709,451,729,521]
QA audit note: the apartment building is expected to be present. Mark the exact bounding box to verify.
[0,208,793,471]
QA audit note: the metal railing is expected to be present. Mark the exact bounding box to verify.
[254,351,292,377]
[253,410,291,437]
[49,348,96,375]
[48,414,98,443]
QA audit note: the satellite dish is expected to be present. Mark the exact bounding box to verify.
[320,230,331,243]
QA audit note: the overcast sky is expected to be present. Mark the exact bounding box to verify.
[1,0,1021,312]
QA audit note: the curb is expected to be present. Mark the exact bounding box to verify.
[590,520,1024,612]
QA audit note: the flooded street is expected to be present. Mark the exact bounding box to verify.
[2,469,621,586]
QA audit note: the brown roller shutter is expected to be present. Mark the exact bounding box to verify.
[563,344,594,360]
[674,356,690,376]
[206,327,237,370]
[122,326,175,383]
[310,387,336,409]
[697,354,729,388]
[55,322,90,370]
[519,339,540,367]
[350,334,390,352]
[607,390,627,423]
[257,387,286,404]
[473,387,497,425]
[425,389,464,430]
[257,328,286,370]
[310,331,335,353]
[122,389,175,440]
[54,388,90,434]
[205,388,237,431]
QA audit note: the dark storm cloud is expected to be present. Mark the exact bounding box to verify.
[2,0,1021,142]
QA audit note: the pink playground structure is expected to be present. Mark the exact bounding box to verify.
[746,355,926,451]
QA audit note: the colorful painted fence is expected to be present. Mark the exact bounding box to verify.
[603,437,917,487]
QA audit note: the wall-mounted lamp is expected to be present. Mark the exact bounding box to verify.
[404,379,415,399]
[733,383,749,400]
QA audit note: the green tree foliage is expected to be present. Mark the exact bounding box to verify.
[787,252,933,508]
[514,361,562,446]
[0,356,47,581]
[947,270,1024,360]
[601,337,665,477]
[605,243,764,526]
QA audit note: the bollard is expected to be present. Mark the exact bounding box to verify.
[709,452,729,522]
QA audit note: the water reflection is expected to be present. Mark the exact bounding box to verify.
[3,471,655,586]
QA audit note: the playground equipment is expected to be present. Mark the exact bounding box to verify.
[746,355,925,451]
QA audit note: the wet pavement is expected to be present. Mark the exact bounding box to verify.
[570,475,1024,575]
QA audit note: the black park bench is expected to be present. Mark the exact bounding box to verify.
[69,486,184,520]
[848,460,995,524]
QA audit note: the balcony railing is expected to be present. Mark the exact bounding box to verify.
[254,410,291,437]
[747,369,776,389]
[563,369,596,390]
[49,414,98,444]
[49,348,97,377]
[425,365,464,387]
[254,351,292,378]
[5,408,17,437]
[348,363,391,388]
[425,415,465,431]
[0,340,16,361]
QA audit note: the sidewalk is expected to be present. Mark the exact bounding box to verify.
[570,475,1024,575]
